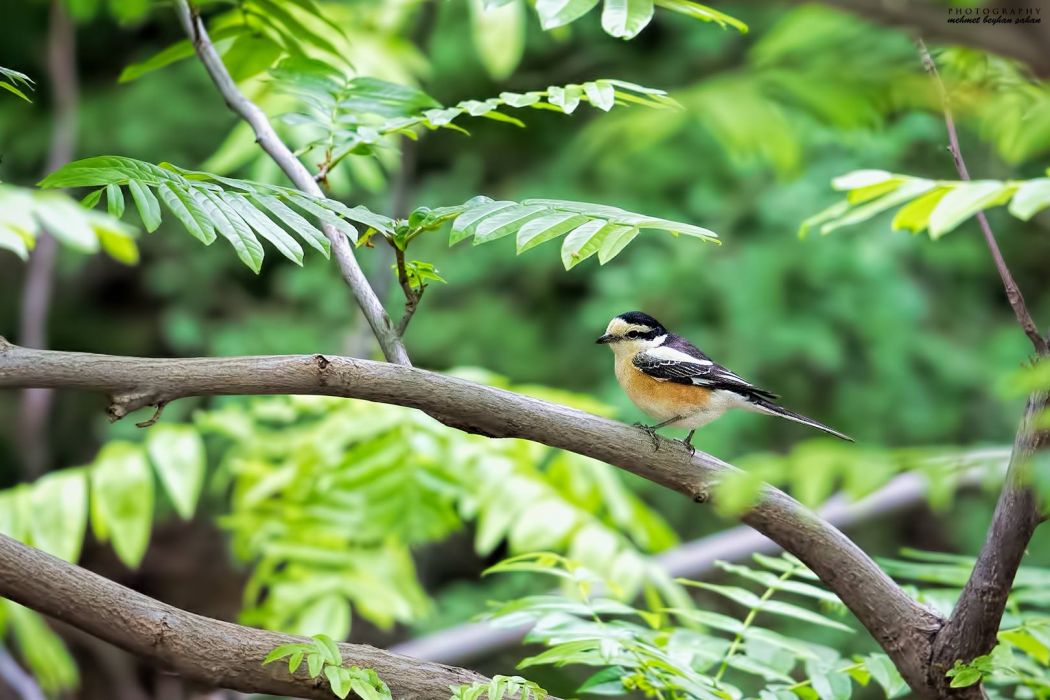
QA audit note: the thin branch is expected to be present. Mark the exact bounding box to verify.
[391,243,424,335]
[0,338,945,695]
[16,0,80,477]
[929,391,1049,689]
[0,533,504,700]
[173,0,411,366]
[917,39,1049,356]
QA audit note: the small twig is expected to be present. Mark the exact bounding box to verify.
[135,401,168,428]
[391,242,425,335]
[917,39,1048,356]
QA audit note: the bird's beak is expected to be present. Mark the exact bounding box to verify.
[596,334,616,344]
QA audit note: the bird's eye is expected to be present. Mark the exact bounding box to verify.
[626,331,640,339]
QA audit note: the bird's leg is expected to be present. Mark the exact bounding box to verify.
[632,416,683,451]
[681,430,696,456]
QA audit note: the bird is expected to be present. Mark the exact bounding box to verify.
[596,311,852,450]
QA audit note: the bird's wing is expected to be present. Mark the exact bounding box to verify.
[633,342,779,401]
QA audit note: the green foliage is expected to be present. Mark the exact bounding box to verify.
[481,552,908,700]
[523,0,746,39]
[263,634,393,700]
[802,169,1050,239]
[0,184,138,262]
[0,66,34,102]
[0,426,206,692]
[39,156,394,272]
[881,550,1050,696]
[450,675,548,700]
[713,441,1010,516]
[203,386,682,637]
[271,56,679,180]
[390,195,718,270]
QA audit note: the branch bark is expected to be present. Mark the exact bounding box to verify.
[173,0,411,367]
[0,533,497,700]
[928,391,1049,692]
[0,338,945,695]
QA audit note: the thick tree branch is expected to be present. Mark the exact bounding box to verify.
[0,533,497,700]
[0,338,944,695]
[929,391,1049,691]
[918,39,1049,356]
[173,0,411,367]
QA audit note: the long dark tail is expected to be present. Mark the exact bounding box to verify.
[751,399,853,442]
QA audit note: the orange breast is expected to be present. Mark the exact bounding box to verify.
[615,356,711,420]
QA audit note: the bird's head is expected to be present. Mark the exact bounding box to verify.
[597,311,668,355]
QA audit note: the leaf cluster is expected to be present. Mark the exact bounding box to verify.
[481,552,909,700]
[263,634,392,700]
[39,156,393,272]
[0,65,34,102]
[801,169,1050,240]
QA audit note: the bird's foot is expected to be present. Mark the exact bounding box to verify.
[632,422,661,451]
[680,430,696,456]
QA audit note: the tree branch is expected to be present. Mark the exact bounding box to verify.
[917,39,1049,356]
[0,338,945,695]
[391,243,424,336]
[928,391,1049,691]
[0,533,500,700]
[173,0,411,366]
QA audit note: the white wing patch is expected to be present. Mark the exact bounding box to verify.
[645,345,712,365]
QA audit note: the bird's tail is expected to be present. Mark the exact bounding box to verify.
[751,399,854,442]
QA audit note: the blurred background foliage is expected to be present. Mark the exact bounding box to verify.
[2,0,1050,697]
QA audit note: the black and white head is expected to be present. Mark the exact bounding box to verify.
[596,311,668,355]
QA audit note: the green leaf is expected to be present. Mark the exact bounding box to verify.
[90,442,155,568]
[146,424,205,520]
[601,0,655,38]
[325,665,351,699]
[34,195,100,252]
[535,0,600,29]
[583,81,616,111]
[863,654,908,698]
[561,219,612,269]
[654,0,747,31]
[197,189,265,273]
[119,39,195,83]
[516,213,590,252]
[948,668,982,688]
[597,225,638,263]
[128,180,162,232]
[312,633,343,666]
[928,181,1016,238]
[295,595,351,641]
[81,188,104,209]
[890,187,948,234]
[225,191,305,265]
[157,183,217,245]
[470,0,525,81]
[254,194,330,257]
[1000,628,1050,665]
[451,200,516,245]
[106,183,125,218]
[475,205,548,243]
[1008,178,1050,221]
[29,471,87,562]
[263,642,310,665]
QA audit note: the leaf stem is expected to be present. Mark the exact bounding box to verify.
[714,565,796,683]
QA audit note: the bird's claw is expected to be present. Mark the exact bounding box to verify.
[633,422,661,451]
[679,439,696,456]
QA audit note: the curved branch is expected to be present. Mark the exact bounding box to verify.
[173,0,411,366]
[929,391,1049,689]
[0,533,496,700]
[0,338,944,695]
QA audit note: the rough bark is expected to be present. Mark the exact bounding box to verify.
[0,338,944,694]
[0,534,494,700]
